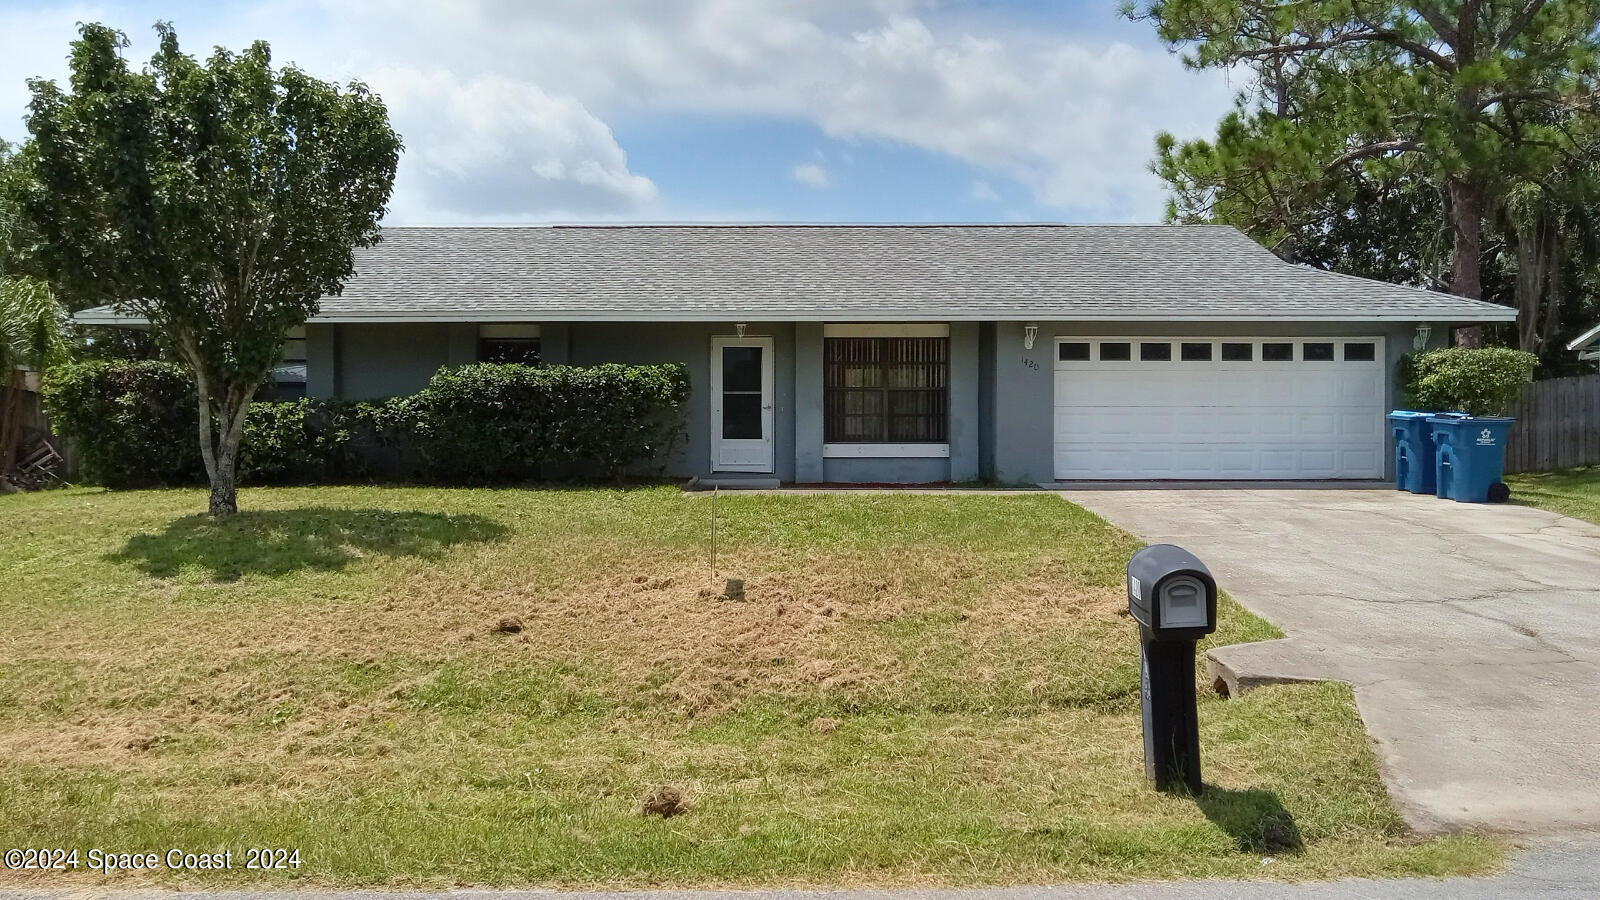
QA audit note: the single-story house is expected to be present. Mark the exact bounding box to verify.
[77,224,1515,485]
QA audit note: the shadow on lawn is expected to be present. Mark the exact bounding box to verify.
[1196,785,1304,854]
[109,507,509,580]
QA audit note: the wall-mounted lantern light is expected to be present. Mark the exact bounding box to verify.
[1413,323,1432,350]
[735,323,747,338]
[1024,324,1039,351]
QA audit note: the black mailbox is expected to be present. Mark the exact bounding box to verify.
[1127,544,1218,641]
[1127,543,1218,795]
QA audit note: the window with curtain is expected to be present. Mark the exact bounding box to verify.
[823,337,949,443]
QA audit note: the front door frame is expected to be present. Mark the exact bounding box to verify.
[709,335,775,473]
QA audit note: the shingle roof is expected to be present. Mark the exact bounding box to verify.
[76,223,1516,324]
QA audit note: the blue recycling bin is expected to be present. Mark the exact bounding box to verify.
[1428,415,1515,503]
[1388,410,1442,494]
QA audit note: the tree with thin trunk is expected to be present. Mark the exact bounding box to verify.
[1129,0,1600,301]
[16,23,399,515]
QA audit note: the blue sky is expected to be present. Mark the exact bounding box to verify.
[0,0,1237,225]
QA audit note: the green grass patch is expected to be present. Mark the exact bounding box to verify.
[1507,466,1600,524]
[0,485,1499,887]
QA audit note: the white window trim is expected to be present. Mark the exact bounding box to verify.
[824,323,949,338]
[479,323,542,339]
[823,443,950,458]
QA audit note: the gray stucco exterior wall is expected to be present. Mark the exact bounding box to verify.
[307,317,1446,485]
[337,324,451,400]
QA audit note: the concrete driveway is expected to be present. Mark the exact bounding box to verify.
[1059,488,1600,836]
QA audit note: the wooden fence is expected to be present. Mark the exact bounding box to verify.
[5,373,76,480]
[1504,373,1600,473]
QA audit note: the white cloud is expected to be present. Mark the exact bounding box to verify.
[969,179,999,202]
[791,162,830,188]
[374,69,657,222]
[0,0,1238,221]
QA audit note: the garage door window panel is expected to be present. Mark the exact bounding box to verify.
[824,337,948,443]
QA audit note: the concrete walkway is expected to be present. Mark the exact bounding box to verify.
[1059,488,1600,836]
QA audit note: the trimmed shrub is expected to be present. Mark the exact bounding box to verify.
[407,363,691,482]
[41,360,203,487]
[237,398,409,483]
[41,359,690,487]
[1400,347,1538,417]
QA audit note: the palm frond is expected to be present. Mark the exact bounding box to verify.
[0,276,65,374]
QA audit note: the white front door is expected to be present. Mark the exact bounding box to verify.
[710,336,775,473]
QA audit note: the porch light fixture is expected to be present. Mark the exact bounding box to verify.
[1413,323,1432,350]
[735,323,747,337]
[1024,324,1039,350]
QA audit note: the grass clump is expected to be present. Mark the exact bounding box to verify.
[1507,466,1600,524]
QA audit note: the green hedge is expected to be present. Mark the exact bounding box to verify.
[1399,347,1538,417]
[407,363,692,482]
[40,361,202,488]
[40,360,690,488]
[236,398,407,484]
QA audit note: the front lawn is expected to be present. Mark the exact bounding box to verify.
[1507,466,1600,524]
[0,486,1497,887]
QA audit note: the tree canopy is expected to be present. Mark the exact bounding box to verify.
[1131,0,1600,362]
[18,23,400,514]
[0,140,66,485]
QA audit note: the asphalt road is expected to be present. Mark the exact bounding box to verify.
[2,837,1597,900]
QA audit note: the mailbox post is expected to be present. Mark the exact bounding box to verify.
[1127,544,1218,794]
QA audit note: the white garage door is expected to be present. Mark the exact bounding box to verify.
[1053,337,1385,480]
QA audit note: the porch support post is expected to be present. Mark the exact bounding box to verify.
[542,324,571,365]
[305,324,338,399]
[948,322,980,483]
[445,325,477,367]
[794,322,825,483]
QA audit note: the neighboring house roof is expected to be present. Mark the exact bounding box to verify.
[1568,322,1600,357]
[75,223,1517,325]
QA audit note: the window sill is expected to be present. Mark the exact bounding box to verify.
[823,443,950,459]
